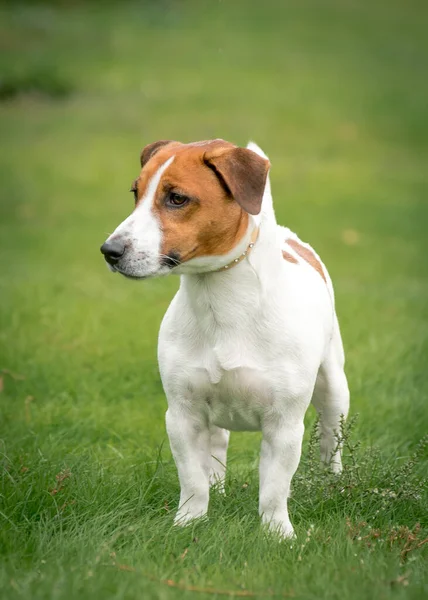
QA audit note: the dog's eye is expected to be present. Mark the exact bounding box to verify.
[167,192,189,208]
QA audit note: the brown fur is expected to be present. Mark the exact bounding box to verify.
[134,140,267,262]
[282,249,298,264]
[287,239,327,282]
[204,146,270,215]
[140,140,175,168]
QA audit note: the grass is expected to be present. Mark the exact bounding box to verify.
[0,0,427,598]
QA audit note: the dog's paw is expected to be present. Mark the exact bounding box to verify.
[275,523,296,540]
[330,460,343,475]
[263,517,296,540]
[173,511,208,528]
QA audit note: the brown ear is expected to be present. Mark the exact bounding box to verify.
[203,146,270,215]
[140,140,175,167]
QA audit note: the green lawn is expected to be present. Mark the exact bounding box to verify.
[1,1,427,598]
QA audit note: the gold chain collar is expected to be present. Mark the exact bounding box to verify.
[216,227,259,272]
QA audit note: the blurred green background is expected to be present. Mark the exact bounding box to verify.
[1,1,427,598]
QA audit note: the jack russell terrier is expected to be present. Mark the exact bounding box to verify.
[100,139,350,538]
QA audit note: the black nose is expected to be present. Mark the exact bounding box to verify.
[100,239,125,264]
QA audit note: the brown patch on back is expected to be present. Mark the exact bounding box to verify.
[134,140,250,262]
[282,249,298,264]
[287,239,327,283]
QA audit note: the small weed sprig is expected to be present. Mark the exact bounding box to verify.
[346,519,428,563]
[294,415,427,525]
[49,468,72,496]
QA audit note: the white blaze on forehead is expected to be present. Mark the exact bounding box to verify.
[139,155,175,206]
[105,155,175,276]
[126,155,175,262]
[110,155,175,243]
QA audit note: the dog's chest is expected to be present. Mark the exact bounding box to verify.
[160,274,309,432]
[184,335,277,431]
[190,360,272,431]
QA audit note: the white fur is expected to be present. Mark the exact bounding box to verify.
[105,142,350,538]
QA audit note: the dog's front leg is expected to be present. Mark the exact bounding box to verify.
[166,408,211,525]
[259,418,305,539]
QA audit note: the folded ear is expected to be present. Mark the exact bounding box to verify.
[203,146,270,215]
[140,140,175,167]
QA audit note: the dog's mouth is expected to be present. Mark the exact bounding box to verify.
[103,248,179,280]
[104,261,146,279]
[106,262,118,273]
[109,263,173,281]
[118,271,150,280]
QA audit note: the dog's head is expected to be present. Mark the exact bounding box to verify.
[100,139,270,279]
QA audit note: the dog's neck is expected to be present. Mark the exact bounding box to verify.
[180,177,281,330]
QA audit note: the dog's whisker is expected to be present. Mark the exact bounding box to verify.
[159,253,181,266]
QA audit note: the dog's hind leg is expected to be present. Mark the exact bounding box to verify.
[311,317,350,473]
[259,410,306,538]
[209,426,230,491]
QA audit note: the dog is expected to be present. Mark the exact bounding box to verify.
[100,139,350,538]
